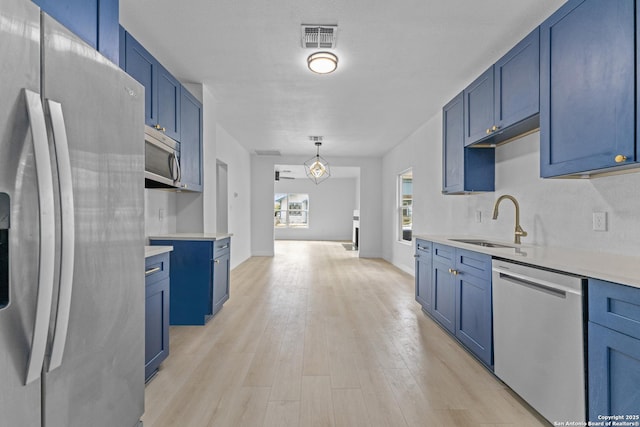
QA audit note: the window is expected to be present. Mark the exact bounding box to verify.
[398,170,412,242]
[274,193,309,228]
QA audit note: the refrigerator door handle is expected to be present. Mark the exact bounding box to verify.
[46,100,75,372]
[23,89,56,385]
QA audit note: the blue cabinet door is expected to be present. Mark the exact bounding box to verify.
[443,93,465,193]
[212,252,230,316]
[157,65,181,141]
[454,249,492,367]
[494,27,539,132]
[151,240,213,325]
[33,0,119,64]
[588,322,640,421]
[431,244,456,333]
[144,252,170,382]
[179,87,203,192]
[443,93,494,194]
[123,31,157,128]
[121,29,182,140]
[415,240,433,313]
[464,67,495,146]
[540,0,636,177]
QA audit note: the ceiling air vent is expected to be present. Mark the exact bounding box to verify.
[255,149,281,156]
[301,25,338,49]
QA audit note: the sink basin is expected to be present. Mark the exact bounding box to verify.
[448,239,517,249]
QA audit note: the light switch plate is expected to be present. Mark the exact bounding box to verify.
[592,212,607,231]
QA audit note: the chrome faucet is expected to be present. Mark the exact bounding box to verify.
[492,194,528,244]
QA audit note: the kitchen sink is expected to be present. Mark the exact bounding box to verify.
[448,239,517,249]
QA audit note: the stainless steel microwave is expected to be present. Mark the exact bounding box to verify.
[144,125,181,189]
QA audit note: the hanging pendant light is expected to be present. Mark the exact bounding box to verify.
[304,142,331,184]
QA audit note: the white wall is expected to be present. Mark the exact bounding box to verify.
[214,123,252,269]
[382,113,640,274]
[252,155,382,258]
[144,189,177,242]
[274,178,356,241]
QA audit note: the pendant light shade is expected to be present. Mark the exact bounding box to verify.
[304,142,331,184]
[307,52,338,74]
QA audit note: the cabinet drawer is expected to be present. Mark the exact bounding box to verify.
[433,243,455,264]
[415,239,432,255]
[145,252,170,285]
[456,248,491,280]
[589,278,640,340]
[214,238,230,257]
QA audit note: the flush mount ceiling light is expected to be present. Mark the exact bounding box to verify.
[307,52,338,74]
[304,142,331,184]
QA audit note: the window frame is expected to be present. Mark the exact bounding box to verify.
[274,193,310,229]
[397,169,413,243]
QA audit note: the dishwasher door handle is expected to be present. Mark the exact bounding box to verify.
[492,267,582,297]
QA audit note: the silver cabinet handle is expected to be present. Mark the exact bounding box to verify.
[46,99,76,372]
[145,267,161,276]
[24,89,56,385]
[220,244,229,250]
[214,259,220,264]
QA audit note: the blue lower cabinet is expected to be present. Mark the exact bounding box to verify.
[588,322,640,421]
[432,247,457,334]
[420,242,493,367]
[150,238,230,325]
[454,248,492,367]
[588,279,640,420]
[145,252,170,382]
[212,239,231,316]
[414,240,433,313]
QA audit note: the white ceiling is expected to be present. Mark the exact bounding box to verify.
[120,0,565,158]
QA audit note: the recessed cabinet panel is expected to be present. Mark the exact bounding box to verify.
[123,31,156,127]
[495,27,540,131]
[179,88,203,192]
[540,0,635,177]
[415,240,433,313]
[464,67,495,146]
[157,66,181,141]
[442,93,465,192]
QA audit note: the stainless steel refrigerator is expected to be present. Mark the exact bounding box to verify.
[0,1,145,426]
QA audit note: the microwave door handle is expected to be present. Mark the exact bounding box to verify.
[23,89,56,385]
[171,152,181,182]
[46,100,75,372]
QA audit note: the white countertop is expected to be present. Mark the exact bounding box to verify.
[415,234,640,289]
[145,245,173,258]
[148,233,233,241]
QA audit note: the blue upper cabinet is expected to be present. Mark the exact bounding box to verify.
[157,65,181,141]
[179,87,203,192]
[464,67,495,146]
[494,27,540,135]
[540,0,636,177]
[442,93,494,194]
[33,0,119,64]
[122,30,157,128]
[465,27,540,147]
[122,29,181,141]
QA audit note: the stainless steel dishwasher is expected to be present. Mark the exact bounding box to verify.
[492,259,586,423]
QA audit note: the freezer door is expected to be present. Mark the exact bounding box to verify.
[41,15,146,427]
[0,0,45,426]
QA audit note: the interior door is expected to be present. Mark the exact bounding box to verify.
[0,1,45,426]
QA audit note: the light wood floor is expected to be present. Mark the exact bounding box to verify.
[143,240,549,427]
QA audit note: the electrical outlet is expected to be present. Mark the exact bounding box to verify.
[475,210,482,223]
[592,212,607,231]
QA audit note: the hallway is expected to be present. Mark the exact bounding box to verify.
[143,241,547,426]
